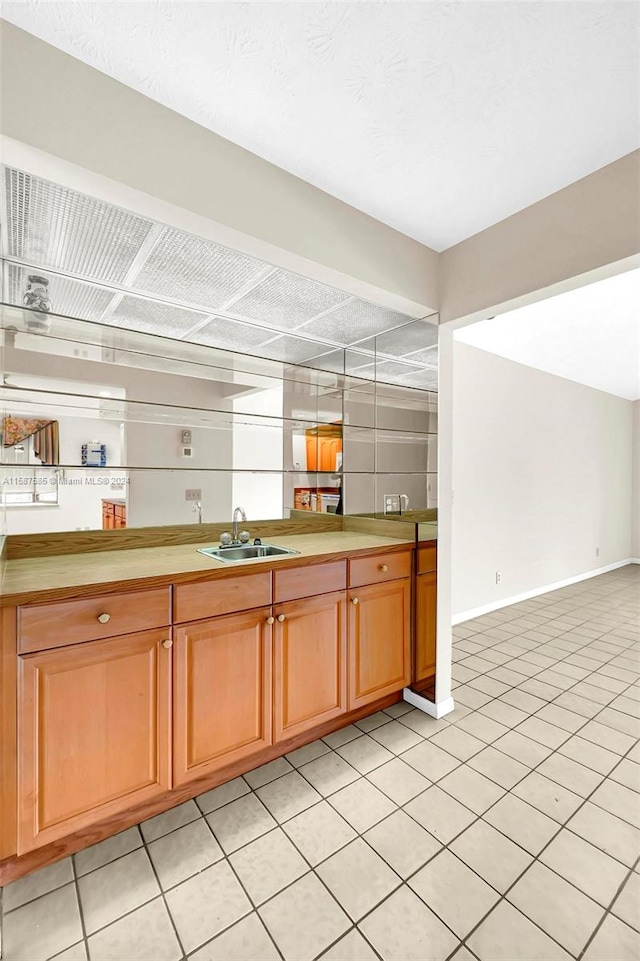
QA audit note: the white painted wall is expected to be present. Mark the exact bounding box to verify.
[451,342,634,620]
[632,400,640,559]
[232,388,284,521]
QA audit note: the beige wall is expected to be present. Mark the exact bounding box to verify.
[451,343,634,619]
[0,21,438,315]
[440,151,640,326]
[633,400,640,559]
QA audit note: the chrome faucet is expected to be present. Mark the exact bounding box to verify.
[192,500,202,523]
[232,506,247,544]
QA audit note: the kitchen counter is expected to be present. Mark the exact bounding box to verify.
[0,530,415,605]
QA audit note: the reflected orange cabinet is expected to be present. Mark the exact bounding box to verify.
[173,609,273,786]
[273,591,347,741]
[18,629,171,853]
[348,578,411,709]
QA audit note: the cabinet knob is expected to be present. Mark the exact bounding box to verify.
[351,597,359,605]
[162,638,173,649]
[266,616,275,625]
[97,613,111,624]
[277,614,286,622]
[379,564,388,572]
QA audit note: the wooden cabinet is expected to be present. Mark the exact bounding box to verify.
[273,591,347,741]
[102,500,126,530]
[415,571,437,682]
[173,608,272,785]
[18,629,171,854]
[348,578,411,709]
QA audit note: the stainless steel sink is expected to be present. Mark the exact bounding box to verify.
[198,544,300,563]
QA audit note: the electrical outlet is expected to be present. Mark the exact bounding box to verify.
[495,571,502,585]
[384,494,401,514]
[596,547,600,557]
[185,489,202,501]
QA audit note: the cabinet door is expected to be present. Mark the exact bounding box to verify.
[273,592,347,742]
[18,629,171,853]
[174,608,272,785]
[348,579,411,709]
[415,572,437,682]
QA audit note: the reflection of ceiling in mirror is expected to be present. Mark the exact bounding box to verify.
[0,165,438,391]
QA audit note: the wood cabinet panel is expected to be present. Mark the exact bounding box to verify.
[173,608,272,785]
[18,587,171,654]
[349,550,412,588]
[174,572,271,624]
[273,591,347,742]
[273,560,346,603]
[417,545,437,575]
[18,629,171,853]
[348,579,411,709]
[1,608,17,860]
[415,572,437,682]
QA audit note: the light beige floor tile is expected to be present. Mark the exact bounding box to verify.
[401,739,460,780]
[468,900,572,960]
[366,757,431,805]
[322,724,363,749]
[478,700,528,728]
[328,777,396,833]
[49,942,87,961]
[359,885,459,961]
[384,700,414,719]
[318,929,378,961]
[298,752,359,796]
[574,682,618,704]
[258,873,350,961]
[578,719,636,754]
[468,745,529,789]
[611,872,640,932]
[610,758,640,792]
[450,819,532,893]
[583,915,640,961]
[244,757,294,789]
[508,862,605,956]
[1,884,82,961]
[363,809,442,879]
[453,712,509,744]
[591,779,640,827]
[540,829,629,906]
[558,735,620,775]
[86,896,181,961]
[453,686,494,709]
[255,771,322,823]
[282,800,356,866]
[189,912,280,961]
[554,691,602,718]
[195,777,250,814]
[517,678,562,701]
[165,860,251,955]
[515,717,570,749]
[398,711,451,738]
[569,801,640,867]
[536,703,587,733]
[438,764,505,815]
[469,676,511,698]
[409,849,499,937]
[3,857,73,912]
[206,793,276,854]
[317,838,400,921]
[512,771,583,823]
[140,799,201,843]
[74,827,142,877]
[77,848,159,935]
[284,739,330,768]
[493,730,552,768]
[538,752,604,797]
[229,828,308,905]
[147,818,223,890]
[404,785,476,843]
[335,734,394,774]
[355,710,393,733]
[484,794,558,855]
[369,719,423,754]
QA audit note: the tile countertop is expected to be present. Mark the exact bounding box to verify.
[0,530,416,605]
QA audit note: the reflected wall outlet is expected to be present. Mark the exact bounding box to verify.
[495,571,502,585]
[596,547,600,557]
[384,494,401,514]
[185,489,202,501]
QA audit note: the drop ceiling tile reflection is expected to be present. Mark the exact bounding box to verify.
[375,318,438,357]
[375,359,424,380]
[300,300,417,345]
[403,345,439,366]
[191,315,277,351]
[109,295,208,336]
[231,270,349,329]
[254,334,331,364]
[6,264,115,323]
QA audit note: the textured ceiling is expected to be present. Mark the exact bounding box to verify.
[455,268,640,401]
[2,2,639,249]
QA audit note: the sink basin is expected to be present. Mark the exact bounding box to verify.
[198,544,300,563]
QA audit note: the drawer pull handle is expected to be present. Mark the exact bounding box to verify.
[351,597,359,605]
[97,613,111,624]
[379,564,389,572]
[277,614,286,622]
[266,616,275,625]
[162,639,173,649]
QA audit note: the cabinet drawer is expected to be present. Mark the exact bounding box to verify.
[18,587,171,654]
[274,560,346,603]
[174,571,271,623]
[417,545,437,574]
[349,550,412,588]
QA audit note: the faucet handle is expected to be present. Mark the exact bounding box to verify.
[239,530,251,544]
[220,532,232,546]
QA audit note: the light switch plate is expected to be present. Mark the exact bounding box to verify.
[185,488,201,501]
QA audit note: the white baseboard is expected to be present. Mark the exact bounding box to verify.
[403,689,455,719]
[452,559,637,626]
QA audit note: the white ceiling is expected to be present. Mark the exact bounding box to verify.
[3,2,639,251]
[455,269,640,401]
